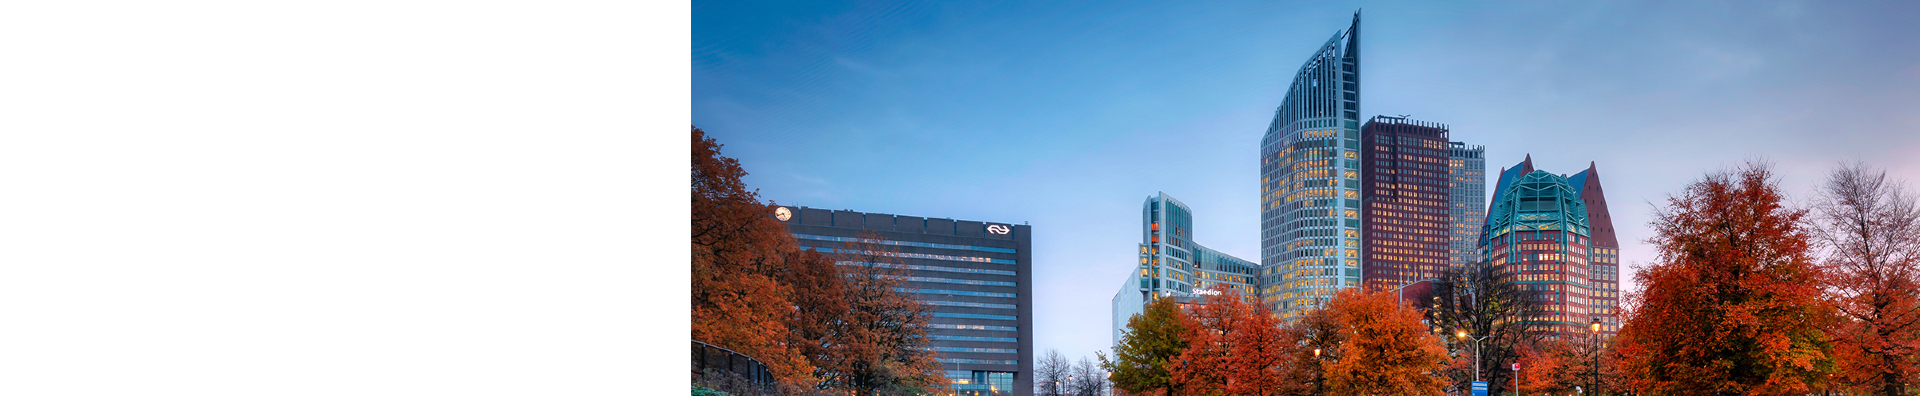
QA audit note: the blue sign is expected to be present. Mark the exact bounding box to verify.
[1471,381,1489,396]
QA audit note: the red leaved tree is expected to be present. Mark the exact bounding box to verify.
[1810,161,1920,396]
[1322,287,1450,395]
[692,126,816,386]
[1170,285,1249,396]
[1613,161,1839,395]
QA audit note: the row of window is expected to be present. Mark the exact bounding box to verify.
[929,323,1018,331]
[794,234,1018,254]
[843,261,1016,276]
[934,312,1017,321]
[939,358,1018,366]
[927,300,1018,310]
[806,247,1014,265]
[928,346,1018,354]
[931,335,1018,343]
[900,288,1016,299]
[886,275,1016,287]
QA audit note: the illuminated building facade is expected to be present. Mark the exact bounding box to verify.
[776,206,1031,396]
[1260,11,1363,321]
[1115,192,1258,345]
[1358,116,1452,291]
[1480,163,1596,334]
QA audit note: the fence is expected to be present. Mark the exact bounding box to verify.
[692,340,774,392]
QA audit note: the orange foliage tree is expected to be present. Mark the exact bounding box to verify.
[1321,287,1450,395]
[823,234,946,396]
[1809,162,1920,396]
[1613,161,1838,395]
[1282,298,1347,396]
[1225,295,1292,396]
[692,126,815,385]
[1169,285,1248,396]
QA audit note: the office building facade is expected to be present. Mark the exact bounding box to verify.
[1448,142,1487,270]
[1568,163,1621,333]
[1260,11,1364,320]
[1114,192,1258,345]
[776,206,1032,396]
[1481,157,1620,334]
[1480,162,1597,335]
[1358,116,1452,291]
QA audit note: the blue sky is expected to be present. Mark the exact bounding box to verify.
[694,0,1920,364]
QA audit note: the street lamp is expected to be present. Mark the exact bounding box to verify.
[1591,318,1603,396]
[1457,330,1491,384]
[1312,348,1324,396]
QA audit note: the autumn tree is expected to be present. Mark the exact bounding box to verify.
[1613,161,1839,395]
[1225,294,1291,396]
[1321,287,1450,395]
[1170,286,1253,396]
[822,234,946,396]
[1101,295,1189,396]
[1809,161,1920,396]
[692,126,816,386]
[1425,265,1545,393]
[1280,299,1347,396]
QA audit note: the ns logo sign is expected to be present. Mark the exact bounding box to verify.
[986,224,1011,235]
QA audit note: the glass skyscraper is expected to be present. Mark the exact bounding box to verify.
[1260,11,1363,320]
[1114,192,1257,345]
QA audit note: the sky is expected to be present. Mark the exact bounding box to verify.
[693,0,1920,365]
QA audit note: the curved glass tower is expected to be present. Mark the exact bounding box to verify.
[1481,170,1594,334]
[1259,11,1363,320]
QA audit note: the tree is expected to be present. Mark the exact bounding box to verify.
[1039,349,1071,396]
[1224,295,1290,396]
[692,126,816,386]
[824,234,946,396]
[1810,161,1920,396]
[1613,161,1839,395]
[1101,295,1189,396]
[1321,287,1450,395]
[1508,335,1583,395]
[1425,265,1544,393]
[1170,286,1252,396]
[1280,298,1347,396]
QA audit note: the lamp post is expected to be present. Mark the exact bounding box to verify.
[1313,347,1323,396]
[1591,318,1602,396]
[1456,330,1491,384]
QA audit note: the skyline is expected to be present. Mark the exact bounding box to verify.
[694,0,1920,364]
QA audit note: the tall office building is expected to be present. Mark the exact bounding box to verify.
[1259,11,1363,320]
[1481,157,1620,334]
[776,206,1032,396]
[1447,142,1487,269]
[1357,116,1452,291]
[1114,192,1258,345]
[1568,163,1621,333]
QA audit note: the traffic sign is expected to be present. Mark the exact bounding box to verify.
[1511,363,1520,371]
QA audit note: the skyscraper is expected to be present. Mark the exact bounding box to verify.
[1115,192,1257,345]
[1259,11,1363,321]
[1448,142,1487,270]
[1479,158,1615,335]
[1357,116,1451,291]
[775,206,1032,396]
